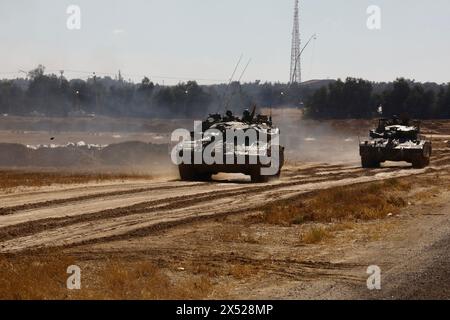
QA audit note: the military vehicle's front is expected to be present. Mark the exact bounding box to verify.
[360,119,432,168]
[176,112,285,183]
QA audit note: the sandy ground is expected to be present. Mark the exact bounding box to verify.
[1,116,450,299]
[0,162,441,253]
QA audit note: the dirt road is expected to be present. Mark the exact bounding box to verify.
[1,123,449,299]
[0,161,441,253]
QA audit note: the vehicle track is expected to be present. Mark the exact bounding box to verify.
[0,163,353,215]
[0,162,441,253]
[71,247,367,283]
[0,171,364,243]
[0,183,209,216]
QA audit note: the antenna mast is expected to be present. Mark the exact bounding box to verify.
[220,54,243,112]
[290,0,301,84]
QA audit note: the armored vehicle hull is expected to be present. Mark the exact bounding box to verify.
[360,118,432,169]
[176,111,285,183]
[178,148,285,183]
[360,140,432,168]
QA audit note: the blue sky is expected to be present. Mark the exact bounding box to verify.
[0,0,449,84]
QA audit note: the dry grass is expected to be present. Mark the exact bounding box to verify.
[327,221,356,233]
[0,253,76,300]
[84,260,212,300]
[301,226,332,244]
[0,253,213,300]
[300,222,357,244]
[413,188,441,203]
[363,221,399,242]
[214,224,259,244]
[228,264,259,280]
[262,179,411,226]
[0,170,153,191]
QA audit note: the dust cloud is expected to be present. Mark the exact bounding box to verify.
[271,109,368,164]
[0,110,374,176]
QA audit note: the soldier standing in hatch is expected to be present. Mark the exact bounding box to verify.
[242,106,256,123]
[223,110,237,122]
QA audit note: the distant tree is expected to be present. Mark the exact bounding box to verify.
[304,78,373,119]
[0,81,25,114]
[304,86,329,119]
[382,78,411,117]
[26,71,72,116]
[406,85,435,119]
[139,77,154,90]
[436,84,450,118]
[28,65,46,80]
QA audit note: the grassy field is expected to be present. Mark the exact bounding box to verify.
[0,253,212,300]
[261,178,412,226]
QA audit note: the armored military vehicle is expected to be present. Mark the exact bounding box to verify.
[360,117,432,169]
[177,108,285,183]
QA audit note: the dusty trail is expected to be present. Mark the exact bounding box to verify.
[0,163,358,220]
[0,180,202,210]
[0,163,348,211]
[0,162,439,253]
[1,118,450,300]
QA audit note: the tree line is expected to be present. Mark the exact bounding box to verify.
[0,65,317,118]
[1,65,449,119]
[305,77,450,119]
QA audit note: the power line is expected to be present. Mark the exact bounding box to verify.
[0,68,228,83]
[51,69,228,83]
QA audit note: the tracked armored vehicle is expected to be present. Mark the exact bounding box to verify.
[360,117,432,169]
[177,109,285,183]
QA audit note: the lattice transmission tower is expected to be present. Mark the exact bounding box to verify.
[290,0,301,84]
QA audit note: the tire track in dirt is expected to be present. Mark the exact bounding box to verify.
[0,163,353,215]
[136,250,365,282]
[0,165,439,253]
[0,170,362,243]
[0,183,209,216]
[0,181,260,228]
[0,164,367,228]
[0,181,157,207]
[73,248,366,283]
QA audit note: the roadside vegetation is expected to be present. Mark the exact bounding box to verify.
[262,178,412,226]
[257,173,450,244]
[0,253,212,300]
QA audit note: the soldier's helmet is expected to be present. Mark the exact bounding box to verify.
[392,115,400,125]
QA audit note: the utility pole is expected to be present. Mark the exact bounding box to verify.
[93,72,100,115]
[59,70,64,86]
